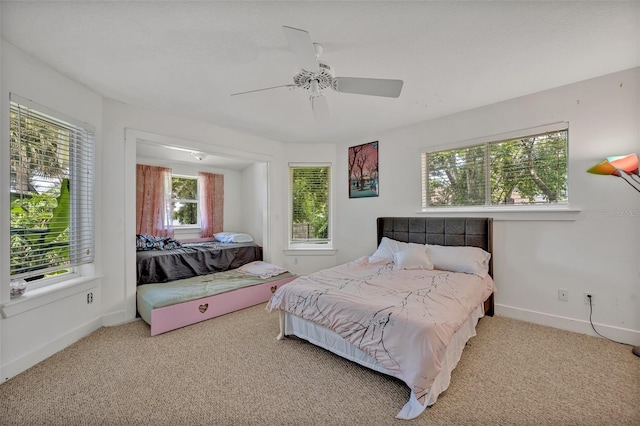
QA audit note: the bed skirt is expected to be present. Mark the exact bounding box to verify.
[281,303,485,419]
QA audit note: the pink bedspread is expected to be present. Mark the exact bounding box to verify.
[267,256,495,414]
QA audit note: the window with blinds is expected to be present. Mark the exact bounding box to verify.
[9,95,95,283]
[289,164,331,245]
[422,129,568,208]
[171,176,199,226]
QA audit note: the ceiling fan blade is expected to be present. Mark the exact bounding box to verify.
[282,25,319,73]
[311,94,330,122]
[332,77,404,98]
[231,84,296,96]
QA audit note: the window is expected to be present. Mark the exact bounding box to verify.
[289,164,331,246]
[171,176,198,226]
[9,95,95,284]
[422,128,568,208]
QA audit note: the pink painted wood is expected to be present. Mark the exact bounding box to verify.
[149,275,297,336]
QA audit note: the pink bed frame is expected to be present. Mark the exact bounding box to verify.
[149,274,297,336]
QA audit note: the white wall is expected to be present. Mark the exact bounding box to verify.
[335,67,640,345]
[0,41,104,381]
[242,162,268,248]
[101,100,290,326]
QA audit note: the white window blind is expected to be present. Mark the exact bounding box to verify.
[289,164,331,244]
[171,175,199,226]
[9,96,95,281]
[422,128,568,208]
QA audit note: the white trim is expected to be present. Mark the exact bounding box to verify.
[125,129,138,320]
[288,161,332,167]
[131,128,271,163]
[1,275,102,318]
[288,163,334,249]
[495,303,640,346]
[101,309,129,327]
[284,248,337,256]
[9,93,96,132]
[419,206,581,221]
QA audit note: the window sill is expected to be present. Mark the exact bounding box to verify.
[1,275,102,319]
[284,248,337,256]
[419,206,581,221]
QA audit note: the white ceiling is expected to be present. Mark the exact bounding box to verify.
[1,1,639,149]
[136,139,255,170]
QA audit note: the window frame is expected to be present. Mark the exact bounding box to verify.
[170,174,200,229]
[8,94,95,290]
[421,123,570,211]
[288,162,333,250]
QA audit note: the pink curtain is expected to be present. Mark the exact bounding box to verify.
[198,172,224,238]
[136,164,174,237]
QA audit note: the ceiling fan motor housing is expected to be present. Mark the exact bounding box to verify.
[293,61,335,91]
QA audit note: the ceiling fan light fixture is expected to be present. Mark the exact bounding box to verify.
[232,25,404,121]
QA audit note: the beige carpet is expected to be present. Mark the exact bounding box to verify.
[1,305,638,425]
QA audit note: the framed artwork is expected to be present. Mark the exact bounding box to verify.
[348,141,379,198]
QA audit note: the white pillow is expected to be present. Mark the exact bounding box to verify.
[426,244,491,278]
[393,244,434,270]
[370,237,408,261]
[214,232,254,243]
[238,261,287,278]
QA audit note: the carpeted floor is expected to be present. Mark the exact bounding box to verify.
[1,304,638,425]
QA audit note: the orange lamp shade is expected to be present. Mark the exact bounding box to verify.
[587,159,618,175]
[587,153,639,176]
[607,153,638,174]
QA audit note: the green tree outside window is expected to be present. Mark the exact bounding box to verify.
[424,130,568,207]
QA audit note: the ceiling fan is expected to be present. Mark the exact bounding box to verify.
[231,26,404,120]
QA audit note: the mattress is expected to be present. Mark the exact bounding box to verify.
[137,268,294,324]
[136,241,261,285]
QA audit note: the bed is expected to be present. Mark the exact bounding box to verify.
[267,217,495,420]
[136,238,262,285]
[138,262,297,335]
[136,233,296,335]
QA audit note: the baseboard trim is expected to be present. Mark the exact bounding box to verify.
[101,309,128,327]
[1,317,102,383]
[495,304,640,346]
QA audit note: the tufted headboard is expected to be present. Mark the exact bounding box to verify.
[376,217,494,315]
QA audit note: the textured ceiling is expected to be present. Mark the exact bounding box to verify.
[1,1,639,146]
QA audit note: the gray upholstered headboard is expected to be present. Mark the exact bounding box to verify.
[376,216,492,266]
[376,216,494,315]
[376,216,489,247]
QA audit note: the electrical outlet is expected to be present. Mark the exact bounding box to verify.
[558,288,569,302]
[87,292,93,304]
[584,292,595,305]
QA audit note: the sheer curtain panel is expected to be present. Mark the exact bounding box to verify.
[198,172,224,238]
[136,164,174,237]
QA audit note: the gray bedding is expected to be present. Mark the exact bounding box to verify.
[136,241,261,285]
